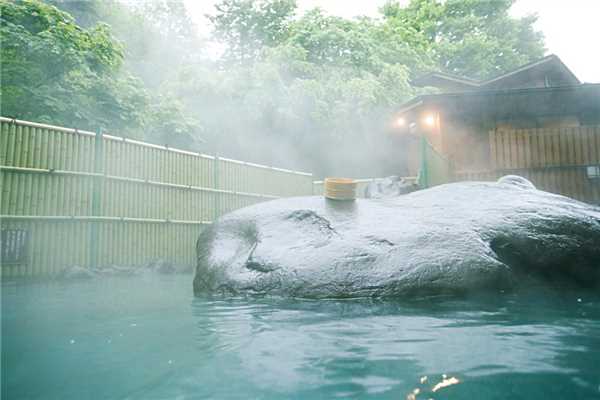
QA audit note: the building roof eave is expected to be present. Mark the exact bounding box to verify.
[411,72,481,88]
[395,83,600,117]
[396,99,425,115]
[411,54,581,92]
[480,54,581,87]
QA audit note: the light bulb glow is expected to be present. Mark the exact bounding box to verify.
[424,115,435,127]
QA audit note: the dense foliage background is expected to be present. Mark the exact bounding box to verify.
[0,0,545,176]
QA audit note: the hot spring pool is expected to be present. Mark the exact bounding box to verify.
[2,273,600,399]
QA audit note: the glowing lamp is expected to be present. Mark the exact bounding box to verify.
[423,114,435,127]
[396,117,406,127]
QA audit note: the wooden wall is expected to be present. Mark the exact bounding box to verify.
[0,118,313,278]
[455,126,600,204]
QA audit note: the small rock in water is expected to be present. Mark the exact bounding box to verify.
[102,264,139,277]
[59,265,97,280]
[69,339,75,344]
[577,298,582,303]
[153,259,176,274]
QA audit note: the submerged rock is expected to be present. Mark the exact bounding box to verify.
[58,265,98,280]
[58,261,194,281]
[194,176,600,298]
[58,264,140,280]
[146,258,194,274]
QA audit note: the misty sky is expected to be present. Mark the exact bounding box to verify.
[185,0,600,83]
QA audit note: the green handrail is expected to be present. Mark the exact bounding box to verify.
[419,135,429,188]
[419,136,451,188]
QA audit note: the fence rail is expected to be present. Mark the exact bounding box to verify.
[0,117,313,277]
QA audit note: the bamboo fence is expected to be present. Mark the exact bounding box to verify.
[0,117,313,278]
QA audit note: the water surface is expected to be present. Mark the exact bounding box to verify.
[2,274,600,399]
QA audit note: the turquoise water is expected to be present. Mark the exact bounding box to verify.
[2,274,600,399]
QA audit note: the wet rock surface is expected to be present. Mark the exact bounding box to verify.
[364,176,419,198]
[194,176,600,298]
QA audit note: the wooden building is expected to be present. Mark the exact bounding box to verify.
[394,55,600,203]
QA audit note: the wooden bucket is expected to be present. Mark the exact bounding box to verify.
[324,178,357,201]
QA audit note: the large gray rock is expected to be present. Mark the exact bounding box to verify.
[194,176,600,298]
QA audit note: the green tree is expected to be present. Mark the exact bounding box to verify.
[0,0,146,132]
[124,0,205,89]
[383,0,545,79]
[195,0,546,175]
[2,0,202,148]
[45,0,109,28]
[209,0,297,64]
[2,0,547,176]
[49,0,205,89]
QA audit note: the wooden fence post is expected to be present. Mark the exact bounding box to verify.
[89,128,104,269]
[213,154,220,221]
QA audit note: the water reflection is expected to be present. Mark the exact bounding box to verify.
[2,276,600,399]
[187,292,600,398]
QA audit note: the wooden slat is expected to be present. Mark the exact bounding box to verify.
[587,127,595,165]
[496,130,505,169]
[457,126,600,205]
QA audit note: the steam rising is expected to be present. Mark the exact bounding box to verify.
[37,0,546,178]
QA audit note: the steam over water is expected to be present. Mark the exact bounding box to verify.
[3,274,600,399]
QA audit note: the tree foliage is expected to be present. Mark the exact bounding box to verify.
[190,0,545,175]
[0,0,144,130]
[208,0,297,64]
[382,0,545,79]
[1,0,201,147]
[1,0,546,176]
